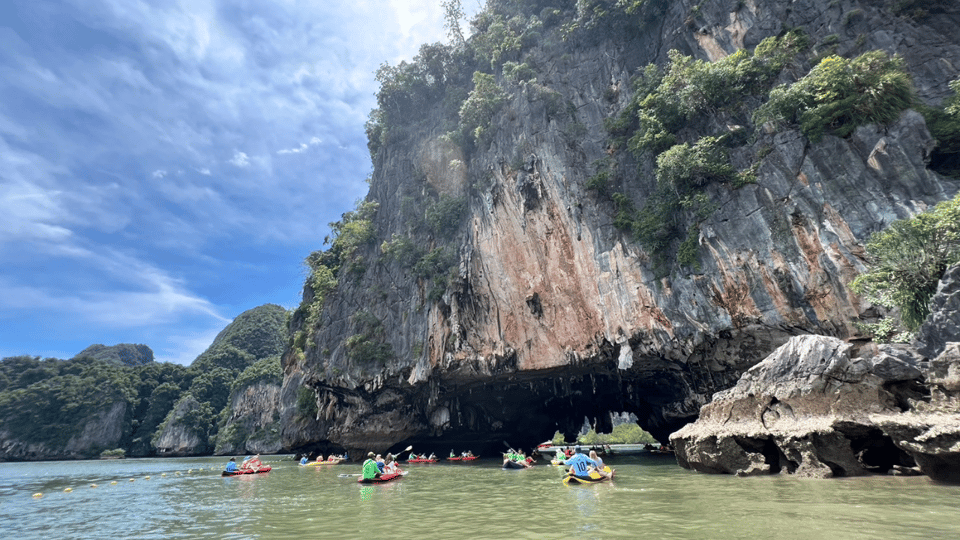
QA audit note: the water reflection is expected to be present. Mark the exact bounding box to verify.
[568,485,602,535]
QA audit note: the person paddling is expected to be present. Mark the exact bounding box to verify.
[361,452,381,482]
[225,458,238,473]
[565,446,599,480]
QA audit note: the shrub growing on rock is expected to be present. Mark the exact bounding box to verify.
[852,193,960,332]
[754,51,913,141]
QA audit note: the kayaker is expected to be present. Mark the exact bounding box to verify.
[375,454,386,474]
[589,450,611,479]
[450,449,456,457]
[566,447,599,479]
[299,455,308,466]
[428,452,437,460]
[245,454,263,471]
[384,453,399,474]
[239,456,252,470]
[225,458,238,473]
[361,452,381,482]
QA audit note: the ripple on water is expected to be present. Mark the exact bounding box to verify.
[3,456,960,539]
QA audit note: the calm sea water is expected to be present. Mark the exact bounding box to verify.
[2,453,958,539]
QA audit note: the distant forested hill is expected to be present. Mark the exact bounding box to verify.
[0,303,288,461]
[72,343,154,366]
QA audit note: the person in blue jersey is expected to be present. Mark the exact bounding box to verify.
[225,458,238,473]
[299,455,308,466]
[565,447,598,479]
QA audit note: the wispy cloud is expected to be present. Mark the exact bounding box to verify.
[0,0,454,363]
[278,137,323,155]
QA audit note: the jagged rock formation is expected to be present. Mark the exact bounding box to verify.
[671,264,960,482]
[280,0,960,458]
[73,344,154,366]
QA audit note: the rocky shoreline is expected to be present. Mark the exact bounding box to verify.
[671,265,960,483]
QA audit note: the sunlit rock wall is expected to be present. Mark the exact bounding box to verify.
[280,0,960,457]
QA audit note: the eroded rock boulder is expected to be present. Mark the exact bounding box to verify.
[671,334,910,478]
[672,265,960,482]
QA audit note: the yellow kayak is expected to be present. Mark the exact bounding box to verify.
[308,458,345,466]
[562,466,614,485]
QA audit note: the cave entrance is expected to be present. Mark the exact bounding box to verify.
[392,367,690,457]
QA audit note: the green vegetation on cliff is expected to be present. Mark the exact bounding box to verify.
[852,193,960,339]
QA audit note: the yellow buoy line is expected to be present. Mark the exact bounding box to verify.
[30,467,218,499]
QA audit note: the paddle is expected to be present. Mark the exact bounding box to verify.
[339,445,413,477]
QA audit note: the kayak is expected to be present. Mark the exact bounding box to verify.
[308,459,344,466]
[222,466,272,476]
[407,458,437,463]
[447,456,478,462]
[446,457,462,461]
[562,466,614,485]
[502,460,529,470]
[550,460,566,466]
[358,471,407,484]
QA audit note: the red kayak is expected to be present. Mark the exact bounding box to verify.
[222,466,272,476]
[407,458,437,463]
[446,457,462,461]
[358,471,406,483]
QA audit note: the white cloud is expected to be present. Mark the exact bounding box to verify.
[155,326,224,365]
[229,150,250,167]
[0,242,227,328]
[277,136,323,155]
[153,169,168,178]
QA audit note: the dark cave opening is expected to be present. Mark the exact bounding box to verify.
[848,428,916,473]
[388,366,697,458]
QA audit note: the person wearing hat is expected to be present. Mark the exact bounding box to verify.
[565,446,598,479]
[224,457,238,473]
[361,452,381,482]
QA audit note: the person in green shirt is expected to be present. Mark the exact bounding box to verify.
[361,452,381,482]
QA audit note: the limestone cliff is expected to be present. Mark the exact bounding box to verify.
[280,0,960,457]
[0,400,129,461]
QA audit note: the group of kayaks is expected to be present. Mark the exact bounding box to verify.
[222,452,616,485]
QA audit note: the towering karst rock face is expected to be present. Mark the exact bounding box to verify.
[279,0,960,457]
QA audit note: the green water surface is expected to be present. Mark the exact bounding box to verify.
[2,453,958,539]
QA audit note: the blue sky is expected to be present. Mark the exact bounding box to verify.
[0,0,478,365]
